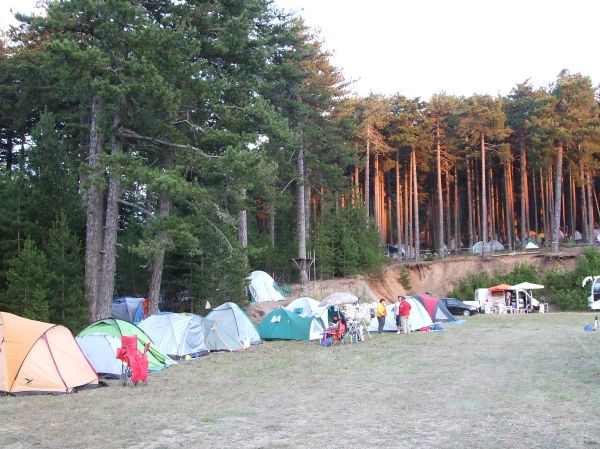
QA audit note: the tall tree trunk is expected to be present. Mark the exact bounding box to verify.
[365,130,370,219]
[467,159,474,249]
[297,141,308,284]
[454,167,460,250]
[532,169,539,234]
[445,161,451,253]
[519,137,528,249]
[305,175,311,235]
[96,115,122,320]
[436,125,444,258]
[551,144,563,253]
[587,170,594,242]
[268,205,275,247]
[395,151,401,247]
[480,133,487,257]
[84,96,105,321]
[579,161,589,242]
[504,163,513,251]
[374,153,380,234]
[404,170,409,257]
[569,169,576,239]
[412,149,420,262]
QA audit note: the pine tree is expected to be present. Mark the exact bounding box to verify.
[1,238,52,321]
[46,212,87,331]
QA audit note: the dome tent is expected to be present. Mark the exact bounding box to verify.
[412,294,456,323]
[246,271,285,303]
[139,312,210,358]
[77,318,174,376]
[0,312,98,395]
[206,302,262,345]
[111,297,146,324]
[258,308,325,341]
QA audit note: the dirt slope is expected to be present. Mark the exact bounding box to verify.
[246,248,583,321]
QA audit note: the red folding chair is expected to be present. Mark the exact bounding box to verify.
[116,335,151,386]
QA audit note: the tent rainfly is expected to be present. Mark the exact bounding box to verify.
[472,240,505,254]
[412,294,456,323]
[139,312,210,358]
[111,297,146,324]
[258,308,325,341]
[77,318,175,373]
[0,312,99,395]
[284,297,329,325]
[246,271,285,303]
[205,302,262,345]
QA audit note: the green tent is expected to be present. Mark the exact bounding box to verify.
[257,309,325,341]
[77,318,174,371]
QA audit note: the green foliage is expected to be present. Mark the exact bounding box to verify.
[398,269,411,291]
[1,239,52,321]
[448,272,491,302]
[493,263,539,285]
[544,248,600,310]
[310,206,384,279]
[45,213,87,331]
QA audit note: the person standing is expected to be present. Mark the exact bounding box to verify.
[394,296,403,334]
[398,296,411,334]
[376,299,387,334]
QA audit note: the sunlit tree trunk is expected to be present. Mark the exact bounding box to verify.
[412,149,420,262]
[480,133,487,257]
[85,96,105,321]
[551,143,563,253]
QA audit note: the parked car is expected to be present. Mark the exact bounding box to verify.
[441,298,479,316]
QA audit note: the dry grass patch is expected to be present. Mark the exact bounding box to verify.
[2,313,600,449]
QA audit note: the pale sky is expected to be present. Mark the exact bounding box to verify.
[2,0,599,99]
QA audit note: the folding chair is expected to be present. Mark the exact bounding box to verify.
[116,335,150,386]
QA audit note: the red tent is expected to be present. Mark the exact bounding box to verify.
[412,294,456,323]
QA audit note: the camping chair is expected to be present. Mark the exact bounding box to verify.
[116,335,151,386]
[320,318,347,347]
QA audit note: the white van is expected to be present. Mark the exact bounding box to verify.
[582,276,600,310]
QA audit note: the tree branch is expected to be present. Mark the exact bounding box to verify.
[203,216,234,255]
[118,199,155,218]
[119,127,218,158]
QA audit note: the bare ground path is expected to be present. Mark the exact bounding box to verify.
[2,313,600,449]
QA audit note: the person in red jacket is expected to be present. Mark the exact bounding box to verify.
[397,296,411,334]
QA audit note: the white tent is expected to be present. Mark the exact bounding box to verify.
[472,240,505,254]
[202,318,243,352]
[367,297,433,333]
[284,297,329,327]
[246,271,285,303]
[76,333,125,378]
[206,302,262,345]
[525,241,539,249]
[509,282,544,290]
[138,313,209,358]
[574,230,583,241]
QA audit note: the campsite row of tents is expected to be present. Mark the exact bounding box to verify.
[1,287,458,395]
[0,302,262,395]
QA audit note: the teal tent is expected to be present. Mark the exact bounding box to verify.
[257,308,324,341]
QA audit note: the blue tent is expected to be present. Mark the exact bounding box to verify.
[111,297,146,324]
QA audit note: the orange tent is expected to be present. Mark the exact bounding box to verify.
[0,312,98,395]
[488,284,512,293]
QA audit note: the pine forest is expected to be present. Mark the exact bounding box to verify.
[1,0,599,330]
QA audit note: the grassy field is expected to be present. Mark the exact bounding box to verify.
[2,313,600,449]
